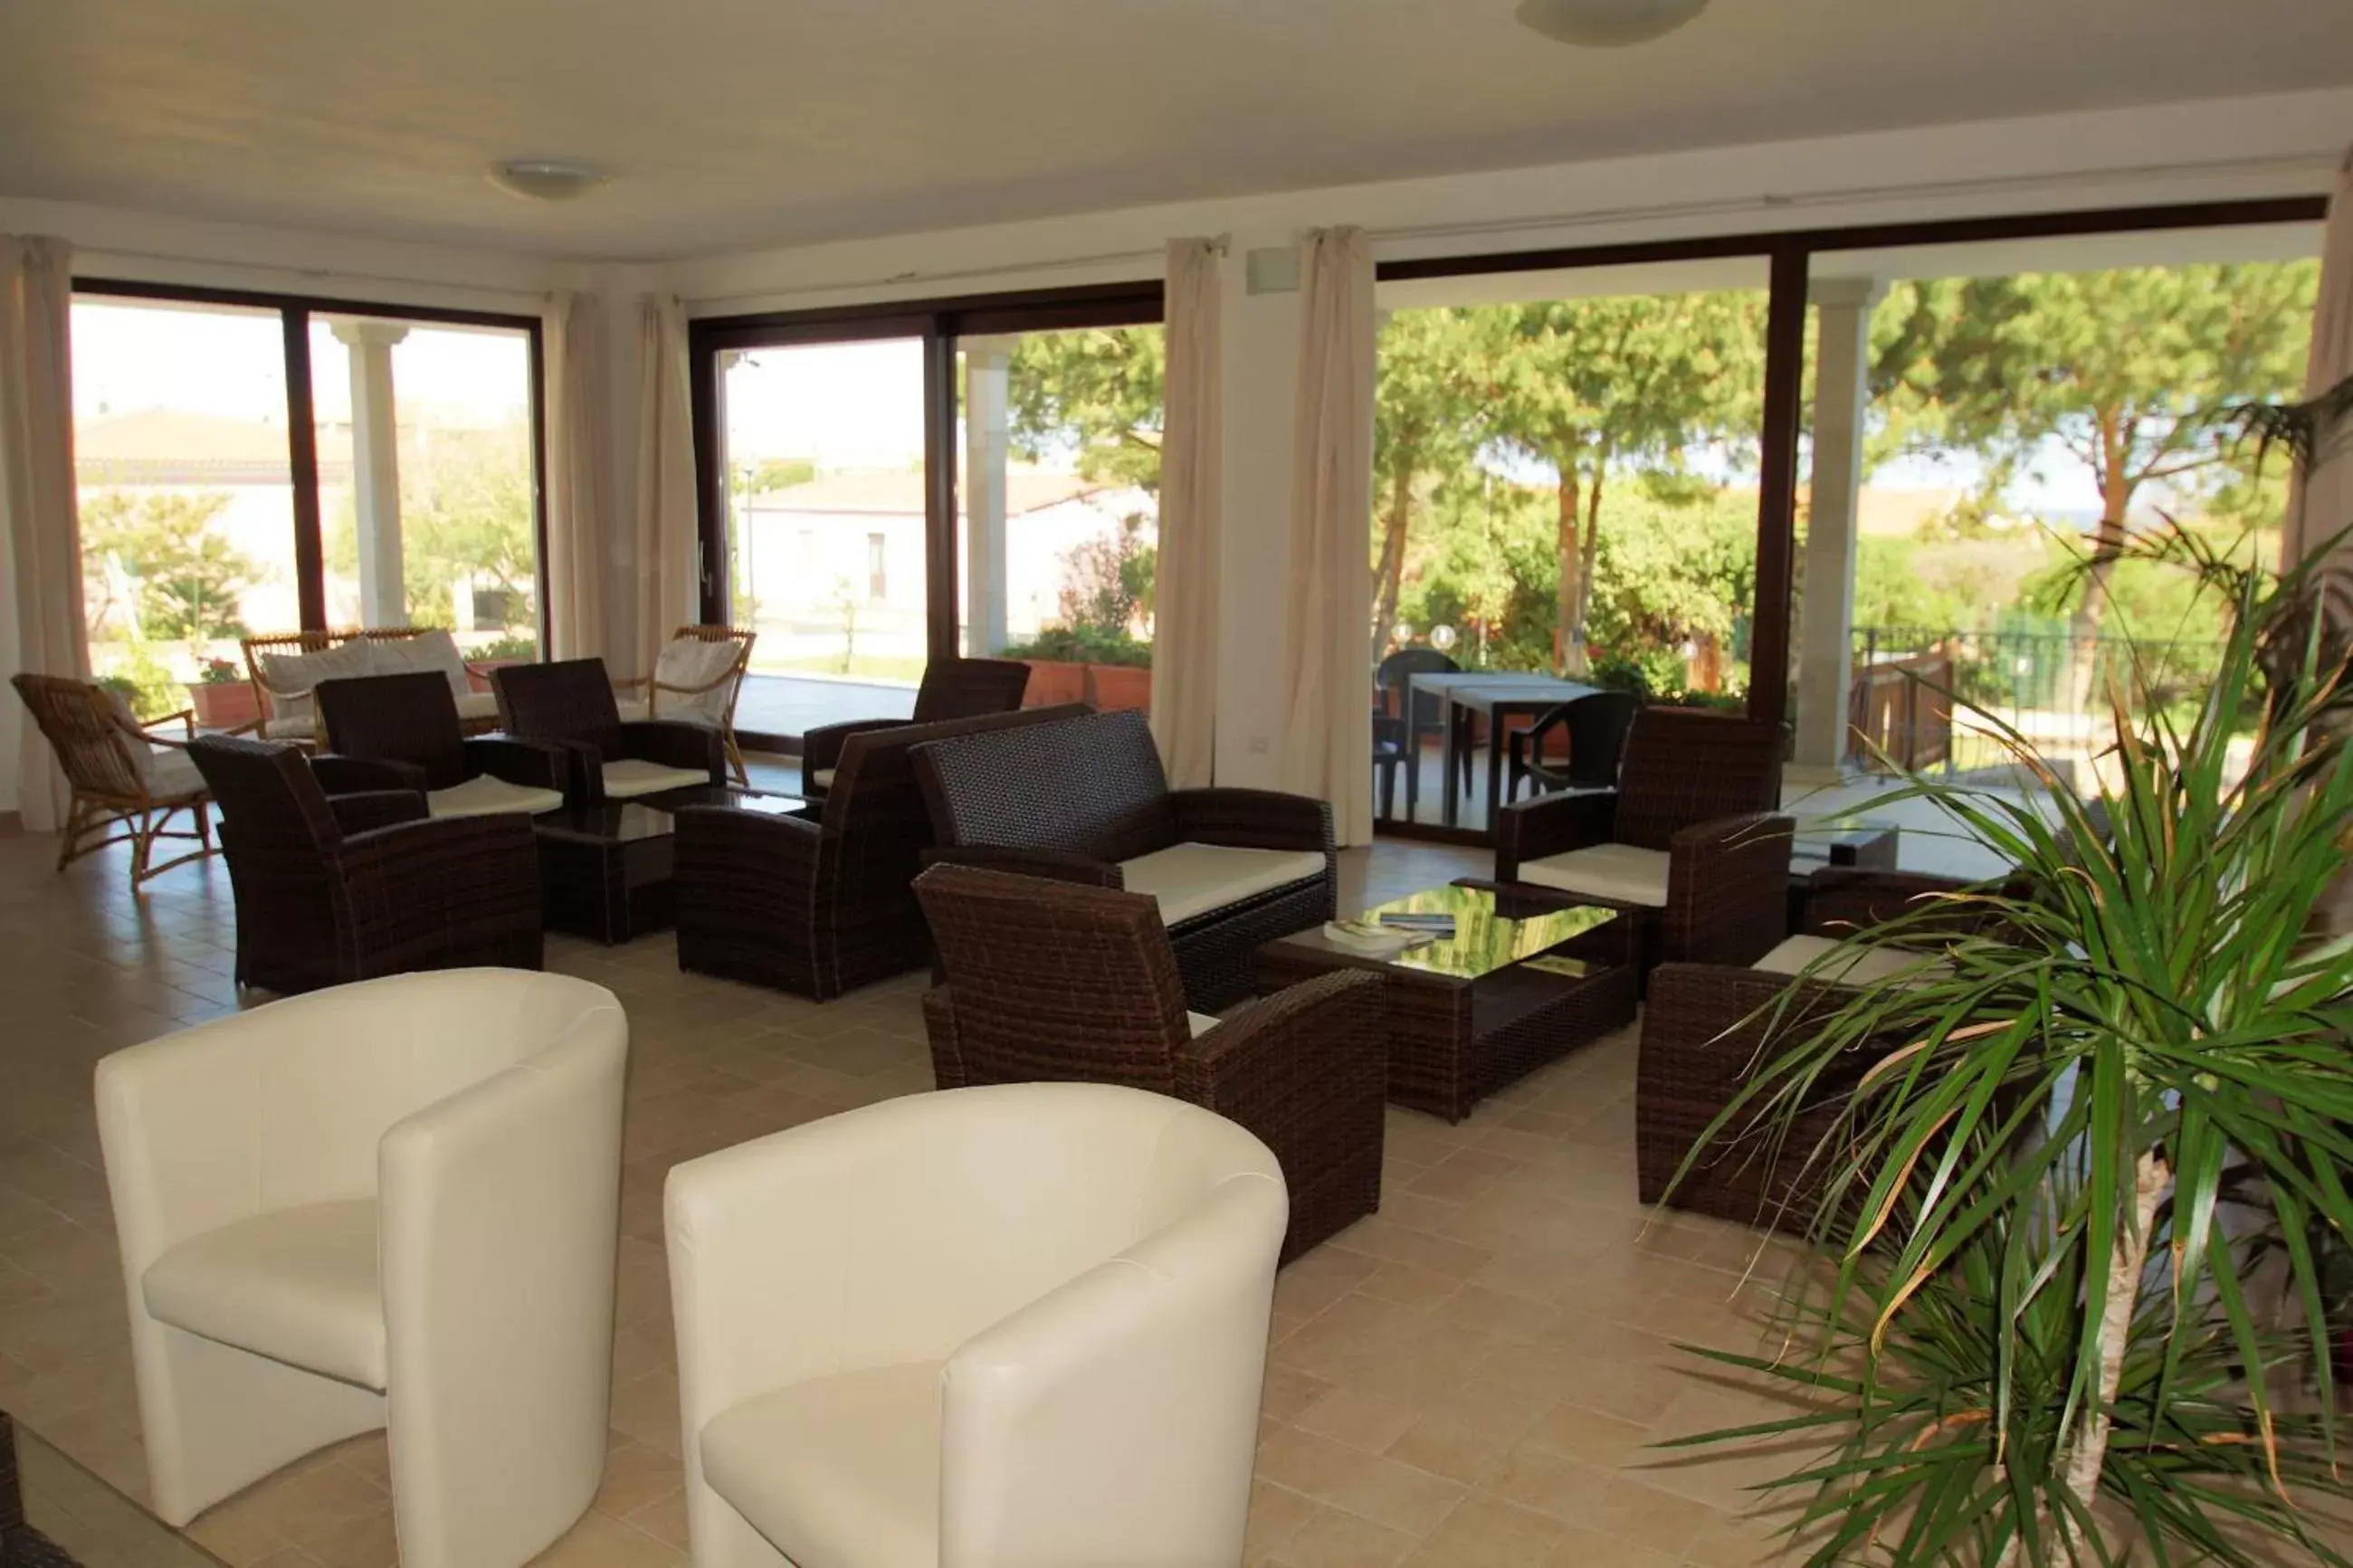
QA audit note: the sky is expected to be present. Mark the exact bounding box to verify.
[71,297,532,427]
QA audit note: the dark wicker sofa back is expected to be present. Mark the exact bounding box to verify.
[492,659,624,750]
[317,672,469,789]
[913,708,1176,862]
[913,863,1192,1095]
[823,703,1091,889]
[910,657,1034,723]
[1612,709,1786,851]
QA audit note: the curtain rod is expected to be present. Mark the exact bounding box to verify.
[687,149,2336,311]
[68,246,551,306]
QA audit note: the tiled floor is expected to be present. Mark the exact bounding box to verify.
[0,815,1835,1568]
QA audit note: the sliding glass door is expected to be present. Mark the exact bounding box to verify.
[68,283,547,721]
[691,289,1164,748]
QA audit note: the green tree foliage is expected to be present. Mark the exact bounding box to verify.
[81,489,259,642]
[324,424,538,632]
[1373,312,1482,645]
[1003,328,1166,492]
[1478,291,1767,672]
[1871,262,2317,641]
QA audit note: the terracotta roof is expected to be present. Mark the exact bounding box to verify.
[76,409,350,468]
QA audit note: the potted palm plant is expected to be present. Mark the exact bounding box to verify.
[1666,378,2353,1564]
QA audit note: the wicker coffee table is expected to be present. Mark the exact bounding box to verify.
[536,785,813,944]
[1253,881,1637,1123]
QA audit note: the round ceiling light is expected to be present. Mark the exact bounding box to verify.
[486,159,610,203]
[1514,0,1710,46]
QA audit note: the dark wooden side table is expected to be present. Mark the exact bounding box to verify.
[1253,881,1637,1124]
[535,785,812,944]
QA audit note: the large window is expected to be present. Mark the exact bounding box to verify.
[692,290,1164,745]
[1787,223,2322,794]
[68,284,544,720]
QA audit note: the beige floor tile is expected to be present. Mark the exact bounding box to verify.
[1264,1503,1420,1568]
[1295,1387,1422,1454]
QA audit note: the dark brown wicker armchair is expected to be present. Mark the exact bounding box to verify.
[11,673,214,889]
[798,657,1033,802]
[1637,868,1977,1231]
[315,672,571,818]
[912,708,1336,1010]
[913,863,1386,1260]
[188,736,543,994]
[672,704,1088,1000]
[491,658,723,805]
[1494,708,1790,970]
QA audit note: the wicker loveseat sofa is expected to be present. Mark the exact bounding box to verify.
[671,704,1088,1000]
[241,627,503,743]
[911,709,1336,1011]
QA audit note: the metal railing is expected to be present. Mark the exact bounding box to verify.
[1849,623,2227,775]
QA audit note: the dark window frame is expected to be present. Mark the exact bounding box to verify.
[688,280,1166,750]
[69,278,552,650]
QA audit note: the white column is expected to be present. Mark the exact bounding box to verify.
[332,319,411,627]
[962,347,1010,655]
[1791,278,1885,780]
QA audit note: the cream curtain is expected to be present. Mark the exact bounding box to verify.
[1279,227,1377,846]
[1150,239,1224,787]
[2285,147,2353,572]
[633,294,700,681]
[2,235,85,832]
[543,291,613,663]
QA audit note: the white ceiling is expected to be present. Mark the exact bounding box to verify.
[3,0,2348,263]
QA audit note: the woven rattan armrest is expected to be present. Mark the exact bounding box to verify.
[327,789,428,834]
[1167,788,1334,854]
[1662,811,1795,967]
[313,755,425,795]
[803,717,905,775]
[1178,969,1382,1107]
[621,719,724,777]
[920,844,1122,889]
[463,735,572,793]
[1495,786,1616,879]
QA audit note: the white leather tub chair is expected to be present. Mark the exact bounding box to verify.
[95,968,629,1568]
[665,1081,1288,1568]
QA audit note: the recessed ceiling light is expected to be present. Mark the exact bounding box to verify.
[1515,0,1709,46]
[486,159,610,203]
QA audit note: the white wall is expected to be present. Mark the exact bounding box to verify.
[669,86,2351,788]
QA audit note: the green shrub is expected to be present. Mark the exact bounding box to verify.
[999,626,1153,668]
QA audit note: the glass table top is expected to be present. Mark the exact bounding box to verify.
[1283,882,1619,982]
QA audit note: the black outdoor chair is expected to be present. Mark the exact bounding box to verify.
[1507,689,1643,803]
[1375,647,1458,822]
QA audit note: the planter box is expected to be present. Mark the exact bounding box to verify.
[1022,660,1088,708]
[186,679,262,731]
[1085,664,1152,714]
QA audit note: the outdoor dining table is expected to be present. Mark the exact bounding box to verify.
[1407,671,1600,829]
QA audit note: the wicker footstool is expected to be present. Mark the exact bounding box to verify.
[1253,881,1636,1124]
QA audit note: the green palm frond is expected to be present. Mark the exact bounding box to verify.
[1662,553,2353,1563]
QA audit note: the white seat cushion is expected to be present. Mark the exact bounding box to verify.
[427,774,566,820]
[1514,843,1671,908]
[256,640,379,734]
[700,1361,942,1568]
[142,747,206,800]
[141,1198,385,1391]
[601,759,710,799]
[806,767,836,792]
[614,697,652,724]
[1755,934,1942,988]
[262,715,319,740]
[653,638,743,725]
[1186,1011,1222,1038]
[1116,842,1327,927]
[373,630,472,700]
[452,689,500,725]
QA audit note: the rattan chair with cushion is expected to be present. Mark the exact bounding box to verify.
[316,672,571,820]
[613,625,757,785]
[1505,689,1641,803]
[491,658,724,805]
[188,736,543,994]
[912,708,1336,1011]
[243,627,501,745]
[11,673,214,889]
[1495,708,1791,970]
[799,656,1032,802]
[913,864,1385,1259]
[1637,868,1977,1231]
[672,704,1088,1001]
